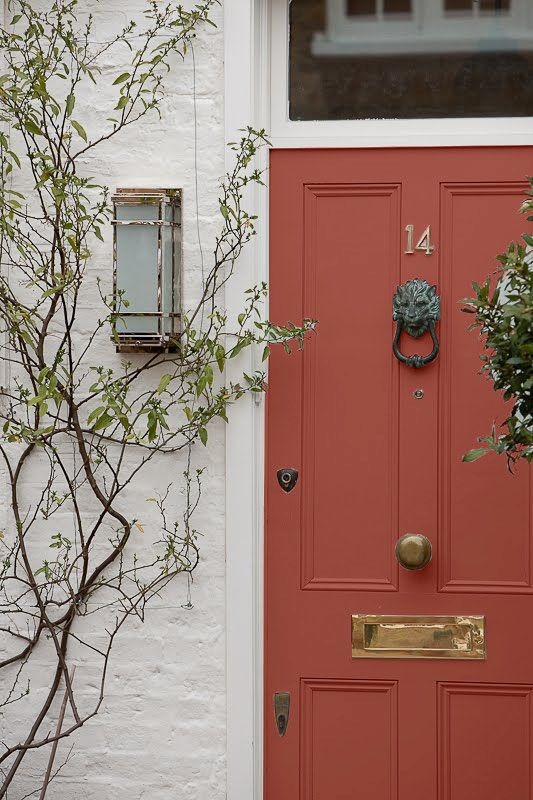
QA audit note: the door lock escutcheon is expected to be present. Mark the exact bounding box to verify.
[277,468,299,493]
[274,692,290,736]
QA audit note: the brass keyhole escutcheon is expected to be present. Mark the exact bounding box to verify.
[395,534,432,571]
[274,692,290,736]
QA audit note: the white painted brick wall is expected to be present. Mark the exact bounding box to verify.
[1,2,228,797]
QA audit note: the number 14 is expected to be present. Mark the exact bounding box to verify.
[405,224,436,255]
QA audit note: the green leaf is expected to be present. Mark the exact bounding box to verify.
[157,373,172,395]
[87,406,106,424]
[462,448,488,463]
[24,119,44,137]
[113,73,130,85]
[196,374,208,397]
[199,427,208,446]
[196,365,213,397]
[92,412,113,431]
[147,419,157,442]
[9,151,21,169]
[34,564,51,578]
[215,345,225,372]
[66,93,75,117]
[118,413,129,430]
[71,120,88,142]
[115,96,128,111]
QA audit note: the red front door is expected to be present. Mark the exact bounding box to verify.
[266,147,533,800]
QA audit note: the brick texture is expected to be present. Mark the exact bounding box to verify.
[1,2,227,798]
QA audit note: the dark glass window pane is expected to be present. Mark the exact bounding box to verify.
[480,0,511,12]
[346,0,376,16]
[384,0,412,13]
[289,0,533,120]
[445,0,473,11]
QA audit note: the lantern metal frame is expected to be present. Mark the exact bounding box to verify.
[111,187,182,353]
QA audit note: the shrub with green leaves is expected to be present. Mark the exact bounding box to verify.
[463,181,533,464]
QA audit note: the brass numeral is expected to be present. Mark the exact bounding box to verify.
[404,224,436,256]
[404,223,414,254]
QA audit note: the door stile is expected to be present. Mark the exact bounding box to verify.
[397,163,440,600]
[397,165,441,798]
[265,153,310,800]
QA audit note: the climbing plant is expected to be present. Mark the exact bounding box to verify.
[463,181,533,465]
[0,1,313,796]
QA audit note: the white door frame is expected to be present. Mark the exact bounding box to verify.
[224,2,533,798]
[225,3,268,799]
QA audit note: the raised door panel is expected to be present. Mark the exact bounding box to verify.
[301,185,400,590]
[438,183,533,593]
[301,679,398,800]
[438,683,533,799]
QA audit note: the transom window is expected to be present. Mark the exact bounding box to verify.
[289,0,533,120]
[346,0,511,17]
[347,0,413,16]
[444,0,511,14]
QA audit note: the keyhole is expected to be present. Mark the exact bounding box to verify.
[277,468,299,493]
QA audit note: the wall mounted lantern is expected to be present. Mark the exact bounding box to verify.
[111,188,182,352]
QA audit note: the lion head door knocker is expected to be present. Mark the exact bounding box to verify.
[392,279,440,368]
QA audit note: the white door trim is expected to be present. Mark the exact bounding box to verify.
[224,3,533,798]
[225,3,268,799]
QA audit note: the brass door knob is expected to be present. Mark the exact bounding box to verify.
[395,534,432,571]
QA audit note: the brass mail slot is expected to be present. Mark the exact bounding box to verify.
[351,615,485,660]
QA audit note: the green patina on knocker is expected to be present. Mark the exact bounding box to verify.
[392,279,440,369]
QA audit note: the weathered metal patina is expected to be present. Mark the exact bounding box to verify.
[392,278,440,368]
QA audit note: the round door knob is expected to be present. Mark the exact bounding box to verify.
[395,534,432,571]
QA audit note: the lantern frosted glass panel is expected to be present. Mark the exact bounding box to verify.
[112,189,182,351]
[115,203,160,337]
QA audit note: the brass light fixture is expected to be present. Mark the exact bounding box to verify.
[111,188,182,352]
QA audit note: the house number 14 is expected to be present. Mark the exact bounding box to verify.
[405,225,436,255]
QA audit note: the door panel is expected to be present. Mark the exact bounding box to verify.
[301,679,398,800]
[301,184,400,590]
[438,683,533,800]
[438,184,533,593]
[266,147,533,800]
